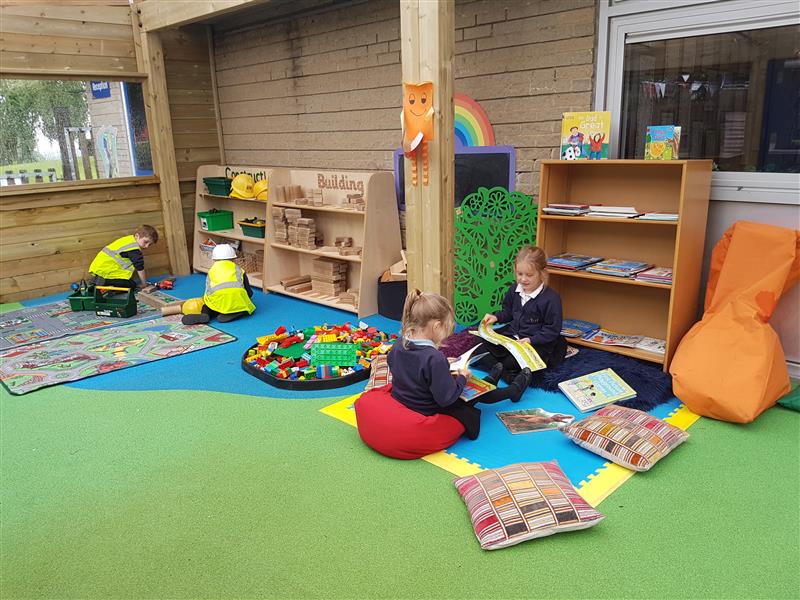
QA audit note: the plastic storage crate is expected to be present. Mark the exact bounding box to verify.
[238,220,266,238]
[198,209,234,232]
[203,177,232,196]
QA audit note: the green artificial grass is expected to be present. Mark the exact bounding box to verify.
[1,158,98,182]
[2,384,799,599]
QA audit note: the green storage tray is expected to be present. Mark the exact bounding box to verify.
[203,177,232,196]
[68,293,95,311]
[198,209,234,232]
[93,286,137,318]
[238,220,266,238]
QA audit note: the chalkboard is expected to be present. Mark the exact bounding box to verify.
[393,146,516,208]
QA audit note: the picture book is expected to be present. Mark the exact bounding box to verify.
[558,368,637,412]
[560,111,611,160]
[470,322,547,372]
[449,344,489,372]
[634,336,666,356]
[582,329,643,347]
[496,408,575,434]
[586,258,652,277]
[645,125,681,160]
[561,318,600,338]
[547,252,604,270]
[460,375,496,401]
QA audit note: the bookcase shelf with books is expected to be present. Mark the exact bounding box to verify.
[537,160,712,370]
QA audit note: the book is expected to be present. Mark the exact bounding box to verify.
[586,258,652,277]
[542,207,589,216]
[449,344,489,372]
[547,252,604,270]
[638,212,678,221]
[496,408,575,434]
[460,375,496,401]
[582,329,643,347]
[561,318,600,338]
[588,205,638,214]
[586,211,642,219]
[560,111,611,160]
[548,203,589,210]
[470,322,547,372]
[635,267,673,284]
[558,368,637,412]
[634,336,666,356]
[645,125,681,160]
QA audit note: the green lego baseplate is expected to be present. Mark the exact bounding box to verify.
[310,342,357,367]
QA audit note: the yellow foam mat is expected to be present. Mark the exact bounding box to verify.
[320,395,701,506]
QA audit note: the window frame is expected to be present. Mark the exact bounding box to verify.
[595,0,800,205]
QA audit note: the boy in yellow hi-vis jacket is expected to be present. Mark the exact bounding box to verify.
[88,225,158,289]
[183,244,256,325]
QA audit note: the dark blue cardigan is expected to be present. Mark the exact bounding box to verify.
[492,284,563,346]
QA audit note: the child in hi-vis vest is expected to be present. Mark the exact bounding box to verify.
[183,244,256,325]
[88,224,158,289]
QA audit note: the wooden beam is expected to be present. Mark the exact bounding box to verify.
[400,0,455,300]
[206,25,226,165]
[136,0,270,32]
[139,29,191,275]
[0,69,147,81]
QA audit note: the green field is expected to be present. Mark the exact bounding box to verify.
[1,157,99,182]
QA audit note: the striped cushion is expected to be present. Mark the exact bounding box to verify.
[562,405,688,471]
[364,354,392,391]
[454,461,604,550]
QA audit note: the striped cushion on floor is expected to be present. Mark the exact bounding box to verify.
[454,461,605,550]
[562,405,688,471]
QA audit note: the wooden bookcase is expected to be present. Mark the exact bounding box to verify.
[264,169,401,317]
[192,165,402,318]
[537,159,712,370]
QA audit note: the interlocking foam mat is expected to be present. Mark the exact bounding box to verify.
[321,389,700,506]
[0,315,235,395]
[0,296,174,351]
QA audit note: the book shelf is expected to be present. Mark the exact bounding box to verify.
[537,159,712,370]
[193,166,402,318]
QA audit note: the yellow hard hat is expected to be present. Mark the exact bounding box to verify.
[230,173,254,199]
[181,297,205,315]
[253,179,269,201]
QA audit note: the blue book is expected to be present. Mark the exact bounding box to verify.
[547,253,604,270]
[561,319,600,338]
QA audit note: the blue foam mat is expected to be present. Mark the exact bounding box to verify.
[25,274,401,399]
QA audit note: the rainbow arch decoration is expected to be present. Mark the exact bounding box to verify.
[454,93,495,148]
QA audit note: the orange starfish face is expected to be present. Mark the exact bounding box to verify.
[403,82,434,142]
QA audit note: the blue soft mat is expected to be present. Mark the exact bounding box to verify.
[57,274,401,399]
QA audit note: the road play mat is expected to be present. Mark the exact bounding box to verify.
[321,390,700,506]
[0,316,235,395]
[0,296,177,351]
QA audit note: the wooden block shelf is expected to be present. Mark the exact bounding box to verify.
[538,159,712,370]
[193,165,401,317]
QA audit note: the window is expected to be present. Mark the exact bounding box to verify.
[620,25,800,173]
[0,79,152,186]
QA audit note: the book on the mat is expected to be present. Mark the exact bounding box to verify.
[547,252,604,270]
[460,375,496,401]
[558,368,637,412]
[561,318,600,338]
[496,408,575,434]
[582,328,643,347]
[449,344,489,372]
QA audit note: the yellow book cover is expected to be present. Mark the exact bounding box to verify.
[560,111,612,160]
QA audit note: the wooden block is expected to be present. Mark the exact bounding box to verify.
[280,274,312,287]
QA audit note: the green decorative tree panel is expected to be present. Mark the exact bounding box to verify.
[454,186,537,325]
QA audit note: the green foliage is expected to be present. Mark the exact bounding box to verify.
[454,187,538,325]
[0,80,89,165]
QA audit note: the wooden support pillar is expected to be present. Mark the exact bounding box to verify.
[138,29,191,275]
[400,0,455,300]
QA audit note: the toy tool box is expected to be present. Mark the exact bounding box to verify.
[197,209,234,232]
[93,286,137,318]
[203,177,232,196]
[68,288,96,311]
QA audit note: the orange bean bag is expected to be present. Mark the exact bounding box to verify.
[670,221,800,423]
[353,384,465,459]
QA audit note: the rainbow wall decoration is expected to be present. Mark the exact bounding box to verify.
[454,93,495,148]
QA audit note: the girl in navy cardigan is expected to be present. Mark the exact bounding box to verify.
[479,245,567,384]
[387,289,532,439]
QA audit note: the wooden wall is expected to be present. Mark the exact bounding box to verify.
[0,2,141,78]
[161,26,220,252]
[212,0,595,196]
[0,178,169,302]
